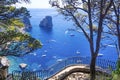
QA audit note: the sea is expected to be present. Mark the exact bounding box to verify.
[8,8,118,73]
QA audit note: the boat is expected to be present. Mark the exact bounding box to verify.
[57,59,63,62]
[76,51,80,54]
[97,53,103,57]
[70,33,75,36]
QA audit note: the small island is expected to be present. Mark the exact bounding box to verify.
[39,16,53,28]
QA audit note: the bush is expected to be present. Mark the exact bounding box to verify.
[110,58,120,80]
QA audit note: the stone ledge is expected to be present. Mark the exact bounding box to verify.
[47,64,111,80]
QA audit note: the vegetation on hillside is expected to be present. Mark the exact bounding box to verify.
[0,0,42,57]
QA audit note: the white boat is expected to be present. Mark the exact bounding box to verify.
[70,33,75,36]
[76,51,80,54]
[108,44,115,47]
[98,53,103,57]
[42,54,46,57]
[57,59,63,62]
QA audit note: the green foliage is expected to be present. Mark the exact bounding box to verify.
[112,59,120,80]
[0,0,42,57]
[0,28,42,56]
[8,18,24,27]
[87,25,98,32]
[0,2,31,25]
[66,5,74,9]
[107,59,120,80]
[19,7,31,17]
[83,3,88,11]
[0,0,30,5]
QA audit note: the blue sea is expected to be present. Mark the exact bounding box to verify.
[8,9,117,73]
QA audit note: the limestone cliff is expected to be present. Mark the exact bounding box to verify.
[22,16,32,31]
[39,16,53,28]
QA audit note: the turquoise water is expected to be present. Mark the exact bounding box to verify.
[8,9,117,73]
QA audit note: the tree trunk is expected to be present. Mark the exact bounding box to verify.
[116,10,120,57]
[90,56,96,80]
[0,67,8,80]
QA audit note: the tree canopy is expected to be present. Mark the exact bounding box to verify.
[0,0,42,57]
[104,0,120,57]
[49,0,114,80]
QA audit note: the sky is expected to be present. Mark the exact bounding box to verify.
[16,0,51,8]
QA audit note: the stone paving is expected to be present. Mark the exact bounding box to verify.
[48,65,90,80]
[64,72,90,80]
[47,65,110,80]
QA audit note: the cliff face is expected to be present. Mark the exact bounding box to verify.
[22,16,32,31]
[39,16,53,28]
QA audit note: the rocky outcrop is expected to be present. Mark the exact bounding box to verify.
[39,16,53,28]
[0,57,9,67]
[22,16,32,31]
[0,57,9,80]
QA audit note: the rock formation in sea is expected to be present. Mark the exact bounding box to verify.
[39,16,53,28]
[22,16,32,31]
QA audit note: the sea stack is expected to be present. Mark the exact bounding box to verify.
[39,16,53,28]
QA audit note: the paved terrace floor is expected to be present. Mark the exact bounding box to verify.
[47,64,110,80]
[48,65,91,80]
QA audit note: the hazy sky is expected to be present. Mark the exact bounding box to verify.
[16,0,51,8]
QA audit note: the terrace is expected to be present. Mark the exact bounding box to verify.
[10,56,116,80]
